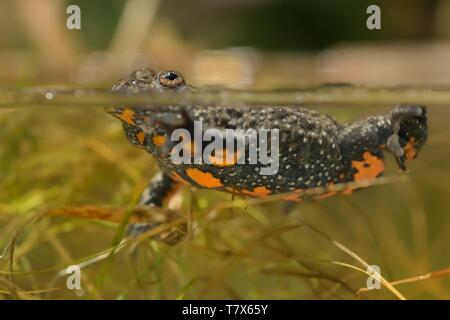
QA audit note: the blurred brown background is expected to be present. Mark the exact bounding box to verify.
[1,0,450,88]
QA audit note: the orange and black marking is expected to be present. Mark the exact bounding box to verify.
[403,137,417,161]
[240,186,272,198]
[152,135,167,147]
[185,168,224,188]
[114,108,136,125]
[107,69,428,221]
[136,131,146,145]
[351,151,385,182]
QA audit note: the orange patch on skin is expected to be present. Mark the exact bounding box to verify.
[169,171,190,185]
[152,135,167,147]
[208,149,240,167]
[186,168,224,188]
[351,151,385,182]
[240,186,272,198]
[116,109,135,125]
[403,137,417,161]
[136,131,146,145]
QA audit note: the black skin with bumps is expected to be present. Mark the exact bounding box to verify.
[106,69,428,238]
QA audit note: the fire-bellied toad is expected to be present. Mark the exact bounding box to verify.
[106,68,427,240]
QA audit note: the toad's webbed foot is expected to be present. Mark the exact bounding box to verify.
[386,105,427,171]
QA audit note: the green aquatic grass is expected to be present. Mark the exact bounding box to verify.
[0,104,450,300]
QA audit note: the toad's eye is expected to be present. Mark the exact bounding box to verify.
[158,70,185,88]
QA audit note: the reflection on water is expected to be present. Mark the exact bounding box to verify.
[2,85,450,109]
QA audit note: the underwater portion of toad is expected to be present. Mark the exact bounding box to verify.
[106,68,427,238]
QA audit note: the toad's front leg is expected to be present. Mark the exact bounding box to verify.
[386,105,427,171]
[127,173,187,245]
[338,104,427,183]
